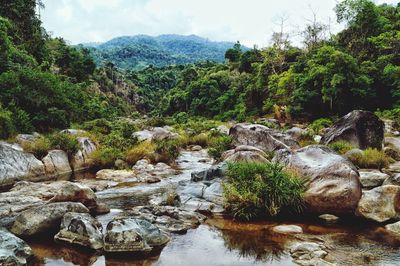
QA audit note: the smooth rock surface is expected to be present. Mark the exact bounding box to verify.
[274,145,361,214]
[356,185,400,222]
[359,169,389,188]
[385,221,400,237]
[272,225,303,234]
[55,212,103,250]
[11,202,89,236]
[42,150,72,177]
[72,137,96,171]
[290,241,334,266]
[383,173,400,186]
[222,145,270,163]
[229,123,299,152]
[0,229,32,266]
[321,110,384,150]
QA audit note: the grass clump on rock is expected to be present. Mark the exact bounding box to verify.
[347,148,391,169]
[223,162,306,221]
[328,140,354,154]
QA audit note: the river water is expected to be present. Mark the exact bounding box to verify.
[25,150,400,266]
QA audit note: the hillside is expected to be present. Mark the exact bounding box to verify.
[81,34,243,70]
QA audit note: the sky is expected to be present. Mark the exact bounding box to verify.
[41,0,398,47]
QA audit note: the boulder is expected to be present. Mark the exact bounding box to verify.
[274,145,361,214]
[54,212,103,250]
[286,127,308,141]
[385,137,400,160]
[383,146,400,161]
[190,145,203,151]
[104,218,170,253]
[289,241,334,266]
[96,169,138,182]
[358,170,389,189]
[272,225,303,234]
[356,185,400,222]
[71,137,96,172]
[229,123,299,152]
[42,150,72,177]
[383,119,400,136]
[191,164,226,182]
[319,214,339,223]
[11,202,89,236]
[60,129,87,136]
[132,160,177,181]
[0,229,32,266]
[383,173,400,186]
[0,142,46,189]
[133,127,178,142]
[15,133,40,147]
[222,145,270,163]
[321,110,384,150]
[385,221,400,237]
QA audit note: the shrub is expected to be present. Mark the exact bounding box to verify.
[0,107,14,139]
[208,135,232,160]
[90,147,122,168]
[328,141,354,154]
[309,118,333,135]
[347,148,391,169]
[22,136,51,159]
[102,130,138,151]
[150,139,181,164]
[189,133,210,147]
[48,133,80,158]
[223,162,306,221]
[174,112,189,124]
[125,141,156,165]
[81,118,112,135]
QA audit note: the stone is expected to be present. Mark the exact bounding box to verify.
[318,214,339,223]
[290,242,334,266]
[15,133,40,146]
[385,137,400,160]
[222,145,270,163]
[114,159,129,170]
[11,202,89,236]
[54,212,103,250]
[215,125,230,135]
[0,142,46,189]
[383,173,400,186]
[71,137,97,172]
[274,145,361,214]
[383,119,400,136]
[356,185,400,222]
[133,127,178,142]
[385,221,400,237]
[42,150,72,177]
[0,229,32,266]
[321,110,384,150]
[104,218,170,253]
[229,123,299,152]
[191,163,226,182]
[96,169,138,182]
[286,127,308,141]
[358,169,389,189]
[383,146,400,161]
[272,225,303,234]
[60,129,87,135]
[190,145,203,151]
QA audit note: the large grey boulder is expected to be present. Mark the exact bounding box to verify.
[356,185,400,222]
[104,218,170,253]
[54,212,103,250]
[289,241,334,266]
[0,142,46,189]
[11,202,89,236]
[133,127,179,142]
[0,229,32,266]
[71,137,96,171]
[321,110,384,150]
[42,150,72,177]
[222,145,270,163]
[229,123,299,152]
[274,145,361,214]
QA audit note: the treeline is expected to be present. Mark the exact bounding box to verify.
[136,0,400,121]
[0,0,136,138]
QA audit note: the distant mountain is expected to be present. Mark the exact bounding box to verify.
[80,34,245,70]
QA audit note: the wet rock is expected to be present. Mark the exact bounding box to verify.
[120,206,206,234]
[0,229,32,266]
[71,137,97,172]
[274,145,361,214]
[229,123,299,152]
[290,241,334,266]
[272,225,303,234]
[0,181,101,225]
[191,163,226,182]
[222,145,270,163]
[104,218,170,253]
[356,185,400,222]
[321,110,384,150]
[319,214,339,224]
[359,170,389,189]
[383,173,400,186]
[55,212,103,250]
[11,202,89,236]
[42,150,72,177]
[0,142,46,189]
[385,221,400,237]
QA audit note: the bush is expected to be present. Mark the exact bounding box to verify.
[0,107,14,139]
[347,148,391,169]
[22,136,51,159]
[309,118,333,135]
[208,135,232,160]
[223,162,306,221]
[102,130,138,151]
[91,147,122,168]
[150,139,181,164]
[125,141,156,165]
[189,133,210,147]
[81,118,112,135]
[174,112,189,124]
[48,133,80,158]
[328,141,354,154]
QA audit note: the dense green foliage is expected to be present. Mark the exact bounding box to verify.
[83,34,243,70]
[223,162,306,221]
[127,0,400,122]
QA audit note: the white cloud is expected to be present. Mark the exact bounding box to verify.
[41,0,399,47]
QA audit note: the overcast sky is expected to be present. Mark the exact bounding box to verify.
[41,0,398,47]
